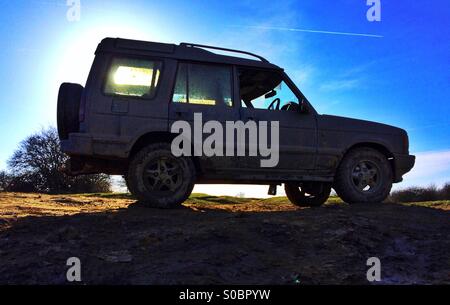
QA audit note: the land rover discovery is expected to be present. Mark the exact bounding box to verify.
[57,38,415,208]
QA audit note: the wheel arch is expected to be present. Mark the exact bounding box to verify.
[128,131,176,157]
[127,131,203,176]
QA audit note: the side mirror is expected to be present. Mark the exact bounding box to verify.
[299,99,309,114]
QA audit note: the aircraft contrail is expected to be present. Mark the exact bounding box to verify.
[237,25,384,38]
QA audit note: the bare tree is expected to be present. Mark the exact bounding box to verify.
[6,127,111,194]
[0,170,12,191]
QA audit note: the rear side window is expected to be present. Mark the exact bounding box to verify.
[172,63,233,107]
[104,57,162,98]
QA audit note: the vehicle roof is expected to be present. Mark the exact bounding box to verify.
[96,37,283,70]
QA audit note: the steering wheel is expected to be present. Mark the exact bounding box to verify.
[268,98,281,110]
[281,101,299,111]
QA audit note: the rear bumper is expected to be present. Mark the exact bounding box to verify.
[60,133,129,158]
[393,153,415,183]
[60,133,129,175]
[61,133,93,156]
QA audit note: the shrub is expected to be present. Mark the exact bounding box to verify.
[0,171,12,191]
[5,127,111,194]
[390,184,448,203]
[439,183,450,200]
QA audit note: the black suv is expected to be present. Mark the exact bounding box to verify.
[57,38,415,208]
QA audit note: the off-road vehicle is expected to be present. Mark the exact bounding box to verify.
[58,38,415,208]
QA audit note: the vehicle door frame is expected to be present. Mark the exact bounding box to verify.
[235,65,319,178]
[168,60,241,178]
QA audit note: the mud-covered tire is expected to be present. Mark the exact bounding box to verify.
[285,182,332,207]
[334,147,392,204]
[57,83,83,140]
[127,143,195,208]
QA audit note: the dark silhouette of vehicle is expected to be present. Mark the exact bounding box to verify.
[57,38,415,208]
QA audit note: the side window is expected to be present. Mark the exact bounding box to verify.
[172,63,233,107]
[173,63,187,103]
[239,68,299,110]
[104,57,162,98]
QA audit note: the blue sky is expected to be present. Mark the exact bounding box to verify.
[0,0,449,196]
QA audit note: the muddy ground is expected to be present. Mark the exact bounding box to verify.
[0,192,449,285]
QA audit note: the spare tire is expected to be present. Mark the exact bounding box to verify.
[57,83,83,140]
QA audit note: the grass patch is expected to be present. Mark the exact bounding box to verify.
[186,193,255,205]
[77,193,134,200]
[326,196,343,204]
[74,192,346,206]
[398,200,450,208]
[71,191,449,209]
[78,192,257,205]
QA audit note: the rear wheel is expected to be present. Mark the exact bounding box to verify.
[285,182,332,207]
[334,147,392,204]
[127,143,195,208]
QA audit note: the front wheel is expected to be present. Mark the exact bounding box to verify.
[127,143,195,208]
[285,182,332,207]
[334,147,392,204]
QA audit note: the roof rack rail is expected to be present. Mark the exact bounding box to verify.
[180,42,269,63]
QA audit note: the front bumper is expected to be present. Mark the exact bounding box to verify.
[393,153,415,183]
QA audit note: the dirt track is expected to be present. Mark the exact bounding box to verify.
[0,192,449,285]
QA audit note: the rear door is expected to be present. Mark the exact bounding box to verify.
[168,62,240,175]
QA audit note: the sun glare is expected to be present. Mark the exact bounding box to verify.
[113,66,154,86]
